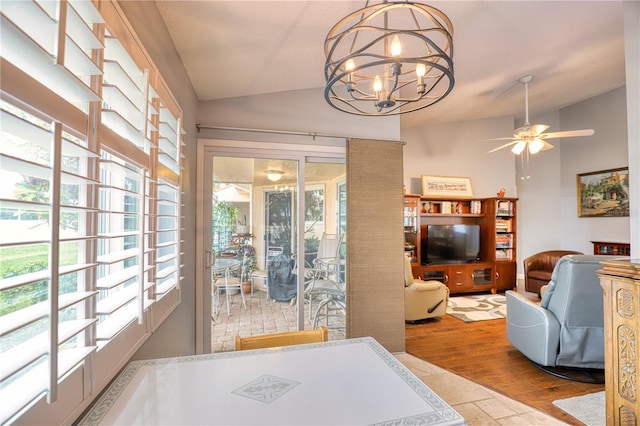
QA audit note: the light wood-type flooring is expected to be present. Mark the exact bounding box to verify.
[405,306,605,425]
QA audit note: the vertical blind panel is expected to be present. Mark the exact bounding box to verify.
[346,139,405,353]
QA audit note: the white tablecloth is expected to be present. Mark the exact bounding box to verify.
[79,337,465,425]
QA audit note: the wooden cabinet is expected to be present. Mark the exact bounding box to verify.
[495,261,516,292]
[405,195,518,294]
[592,241,631,256]
[418,263,494,294]
[450,263,494,293]
[598,259,640,425]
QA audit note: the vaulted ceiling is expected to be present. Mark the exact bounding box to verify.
[155,1,626,128]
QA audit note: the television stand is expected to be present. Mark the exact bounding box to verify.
[421,262,495,293]
[405,195,518,295]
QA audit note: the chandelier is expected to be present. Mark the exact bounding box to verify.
[324,1,454,116]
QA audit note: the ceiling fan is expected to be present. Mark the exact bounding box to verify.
[483,75,595,155]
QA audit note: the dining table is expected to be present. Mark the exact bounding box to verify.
[78,337,465,425]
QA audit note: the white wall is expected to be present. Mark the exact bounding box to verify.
[559,88,630,254]
[196,88,401,143]
[624,0,640,258]
[402,115,518,196]
[516,110,565,259]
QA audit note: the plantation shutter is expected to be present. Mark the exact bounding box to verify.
[1,1,184,423]
[0,101,99,419]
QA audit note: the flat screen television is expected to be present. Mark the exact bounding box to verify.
[423,224,480,264]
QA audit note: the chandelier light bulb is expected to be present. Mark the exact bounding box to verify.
[345,58,356,88]
[373,75,382,93]
[415,63,426,77]
[511,141,526,155]
[391,35,402,57]
[345,58,355,72]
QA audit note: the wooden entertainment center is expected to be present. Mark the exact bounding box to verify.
[404,194,517,295]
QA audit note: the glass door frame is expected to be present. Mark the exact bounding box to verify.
[195,139,345,354]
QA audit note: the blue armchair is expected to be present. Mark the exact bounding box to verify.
[506,255,623,371]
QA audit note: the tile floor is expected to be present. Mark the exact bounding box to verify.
[210,289,567,425]
[211,287,345,352]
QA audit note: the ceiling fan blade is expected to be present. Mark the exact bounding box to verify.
[539,140,555,152]
[478,136,517,142]
[540,129,595,139]
[529,124,550,136]
[487,140,517,153]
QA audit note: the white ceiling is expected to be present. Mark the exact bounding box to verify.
[155,1,626,127]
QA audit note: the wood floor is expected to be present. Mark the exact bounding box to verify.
[405,310,605,425]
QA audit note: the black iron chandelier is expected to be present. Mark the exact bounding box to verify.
[324,1,454,116]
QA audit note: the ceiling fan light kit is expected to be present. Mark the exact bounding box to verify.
[485,75,595,155]
[324,1,454,116]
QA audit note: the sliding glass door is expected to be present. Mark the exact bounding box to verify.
[196,142,346,353]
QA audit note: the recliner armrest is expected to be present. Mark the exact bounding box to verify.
[506,290,561,366]
[407,280,446,292]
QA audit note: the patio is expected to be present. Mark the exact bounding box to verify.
[211,287,346,352]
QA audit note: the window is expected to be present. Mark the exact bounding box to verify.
[0,1,183,423]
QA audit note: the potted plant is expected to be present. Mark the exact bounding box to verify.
[240,244,258,293]
[237,214,250,235]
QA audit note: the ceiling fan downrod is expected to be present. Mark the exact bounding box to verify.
[519,75,533,126]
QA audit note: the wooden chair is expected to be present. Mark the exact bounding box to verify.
[235,326,328,351]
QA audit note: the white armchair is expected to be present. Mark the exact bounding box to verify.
[404,256,449,322]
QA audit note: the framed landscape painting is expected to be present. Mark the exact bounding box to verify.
[421,175,473,197]
[577,167,629,217]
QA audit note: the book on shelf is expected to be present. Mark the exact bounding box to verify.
[496,248,513,260]
[495,219,512,232]
[496,200,513,216]
[470,200,482,214]
[496,234,513,248]
[441,201,452,214]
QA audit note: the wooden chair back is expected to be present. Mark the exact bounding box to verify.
[235,326,328,351]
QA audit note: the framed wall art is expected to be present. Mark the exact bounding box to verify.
[577,167,629,217]
[421,175,473,198]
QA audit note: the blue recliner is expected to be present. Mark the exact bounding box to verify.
[506,255,624,371]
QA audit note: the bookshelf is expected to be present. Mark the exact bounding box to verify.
[487,198,518,292]
[403,194,420,264]
[494,199,516,262]
[405,195,518,294]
